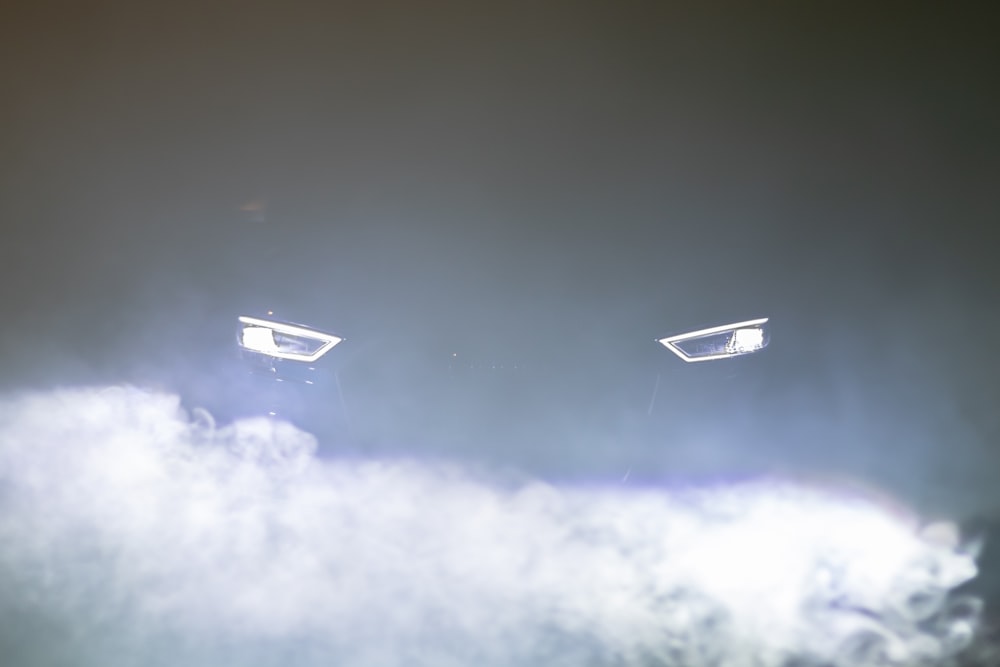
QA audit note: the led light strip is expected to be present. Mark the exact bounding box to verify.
[657,317,769,363]
[238,316,344,362]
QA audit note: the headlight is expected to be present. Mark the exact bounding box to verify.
[237,316,344,362]
[657,317,769,362]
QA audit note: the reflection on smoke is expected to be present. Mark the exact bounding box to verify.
[0,387,984,666]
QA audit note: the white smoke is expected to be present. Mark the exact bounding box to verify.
[0,387,984,666]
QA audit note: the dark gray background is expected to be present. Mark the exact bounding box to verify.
[1,2,998,514]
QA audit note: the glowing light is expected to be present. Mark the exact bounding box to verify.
[242,326,279,354]
[658,317,769,362]
[237,316,343,362]
[727,326,765,353]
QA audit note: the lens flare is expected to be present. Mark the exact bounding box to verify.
[0,387,982,666]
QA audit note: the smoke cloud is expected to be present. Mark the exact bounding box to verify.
[0,387,984,666]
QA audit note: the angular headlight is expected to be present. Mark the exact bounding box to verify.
[237,316,343,362]
[658,317,769,362]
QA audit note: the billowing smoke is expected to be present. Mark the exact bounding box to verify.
[0,387,984,666]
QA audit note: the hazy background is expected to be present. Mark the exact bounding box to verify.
[2,2,998,506]
[1,3,999,664]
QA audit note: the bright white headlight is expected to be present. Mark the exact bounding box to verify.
[658,317,769,362]
[727,327,765,354]
[237,316,343,362]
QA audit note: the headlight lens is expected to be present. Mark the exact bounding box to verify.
[237,316,343,362]
[658,317,769,362]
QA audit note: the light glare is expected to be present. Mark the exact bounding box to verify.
[241,326,279,354]
[728,326,765,353]
[237,316,343,362]
[659,317,769,362]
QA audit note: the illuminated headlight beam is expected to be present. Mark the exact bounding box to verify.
[658,317,769,362]
[238,316,343,362]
